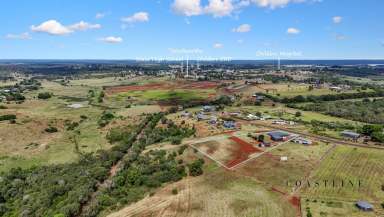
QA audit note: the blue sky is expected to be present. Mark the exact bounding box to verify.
[1,0,383,59]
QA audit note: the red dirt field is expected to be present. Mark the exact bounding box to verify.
[226,136,262,168]
[105,81,220,95]
[289,196,302,217]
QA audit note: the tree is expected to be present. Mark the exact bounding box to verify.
[295,111,302,117]
[38,92,52,99]
[258,134,265,142]
[188,159,204,176]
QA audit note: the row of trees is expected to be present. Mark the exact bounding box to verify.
[260,89,384,104]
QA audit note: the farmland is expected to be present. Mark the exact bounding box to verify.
[301,145,384,201]
[2,64,384,217]
[106,161,297,217]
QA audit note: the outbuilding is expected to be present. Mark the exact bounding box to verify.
[356,201,373,211]
[268,131,290,141]
[341,131,360,141]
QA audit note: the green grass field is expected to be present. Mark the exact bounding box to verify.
[114,89,215,103]
[302,145,384,202]
[257,83,370,98]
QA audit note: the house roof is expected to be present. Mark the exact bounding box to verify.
[356,201,373,210]
[268,131,290,138]
[341,131,360,138]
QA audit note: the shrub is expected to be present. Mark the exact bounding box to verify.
[188,159,204,176]
[37,92,53,99]
[45,126,58,133]
[172,188,178,195]
[0,114,16,121]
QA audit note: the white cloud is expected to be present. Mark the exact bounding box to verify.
[245,0,308,9]
[100,36,123,43]
[172,0,234,17]
[31,20,73,35]
[5,32,31,40]
[122,12,150,23]
[287,27,300,34]
[204,0,234,17]
[237,39,244,43]
[232,24,251,33]
[69,21,101,31]
[95,13,105,19]
[213,43,223,48]
[31,20,101,35]
[332,16,342,24]
[172,0,203,16]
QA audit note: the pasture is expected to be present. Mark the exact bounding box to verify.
[105,80,219,105]
[235,142,332,193]
[301,145,384,202]
[106,158,297,217]
[254,83,370,98]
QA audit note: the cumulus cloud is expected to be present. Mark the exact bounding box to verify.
[332,16,342,24]
[287,27,300,34]
[69,21,101,31]
[5,32,31,40]
[204,0,234,17]
[232,24,251,33]
[31,20,101,35]
[172,0,234,17]
[213,43,223,48]
[100,36,123,43]
[172,0,203,16]
[31,20,73,35]
[122,12,150,23]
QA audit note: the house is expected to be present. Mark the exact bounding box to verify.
[330,86,343,91]
[223,121,236,129]
[196,113,208,121]
[356,201,373,211]
[341,131,360,141]
[252,94,265,101]
[280,156,288,161]
[272,120,286,125]
[181,111,191,118]
[209,116,218,125]
[268,131,290,141]
[247,114,260,120]
[202,105,215,112]
[261,115,272,120]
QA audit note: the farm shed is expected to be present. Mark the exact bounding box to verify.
[268,131,290,141]
[223,121,236,129]
[356,201,373,211]
[341,131,360,141]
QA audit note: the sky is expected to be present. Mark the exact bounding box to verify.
[1,0,383,60]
